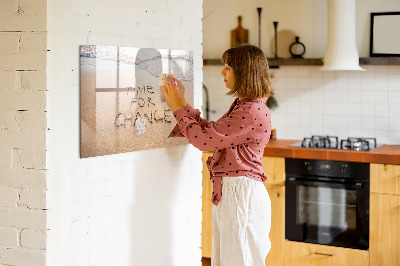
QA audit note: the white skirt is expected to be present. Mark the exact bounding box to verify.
[212,176,271,266]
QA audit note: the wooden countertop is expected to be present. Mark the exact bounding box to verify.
[263,139,400,165]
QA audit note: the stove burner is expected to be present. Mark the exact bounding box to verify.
[301,135,339,149]
[340,137,377,151]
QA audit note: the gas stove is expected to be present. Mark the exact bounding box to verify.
[289,135,381,151]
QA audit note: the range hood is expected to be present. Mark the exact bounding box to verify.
[320,0,365,71]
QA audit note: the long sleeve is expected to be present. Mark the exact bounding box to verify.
[169,104,211,137]
[172,105,258,152]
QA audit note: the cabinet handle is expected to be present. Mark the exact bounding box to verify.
[314,252,335,257]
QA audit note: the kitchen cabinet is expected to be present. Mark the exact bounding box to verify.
[261,156,285,266]
[201,154,286,266]
[284,241,369,266]
[370,163,400,266]
[201,152,213,258]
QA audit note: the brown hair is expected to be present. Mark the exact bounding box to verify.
[221,44,273,99]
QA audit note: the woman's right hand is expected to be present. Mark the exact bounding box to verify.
[167,75,187,108]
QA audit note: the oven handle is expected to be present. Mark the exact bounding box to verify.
[286,177,364,189]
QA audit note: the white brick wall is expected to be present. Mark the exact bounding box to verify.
[46,1,203,266]
[0,0,48,265]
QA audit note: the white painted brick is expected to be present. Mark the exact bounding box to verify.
[0,227,19,247]
[0,5,46,32]
[0,91,46,111]
[0,208,46,230]
[0,32,20,54]
[16,70,47,91]
[0,129,46,150]
[0,187,19,208]
[0,169,47,189]
[20,229,46,249]
[1,110,46,130]
[19,189,46,209]
[20,149,46,170]
[0,149,11,169]
[0,32,47,71]
[0,247,45,266]
[0,71,16,90]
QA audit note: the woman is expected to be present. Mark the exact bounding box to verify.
[161,44,273,266]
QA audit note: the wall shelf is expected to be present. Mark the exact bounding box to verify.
[203,57,400,67]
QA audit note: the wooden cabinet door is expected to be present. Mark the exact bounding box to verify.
[284,241,369,266]
[202,152,213,258]
[370,163,400,195]
[264,184,284,266]
[262,156,285,186]
[370,193,400,266]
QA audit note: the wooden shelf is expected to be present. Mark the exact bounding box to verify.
[359,57,400,65]
[203,57,400,67]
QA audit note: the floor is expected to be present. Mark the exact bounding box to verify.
[202,257,211,266]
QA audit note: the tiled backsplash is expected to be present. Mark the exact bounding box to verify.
[203,65,400,145]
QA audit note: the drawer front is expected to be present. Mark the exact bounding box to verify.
[284,241,369,266]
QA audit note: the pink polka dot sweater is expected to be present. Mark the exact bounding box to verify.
[170,97,272,206]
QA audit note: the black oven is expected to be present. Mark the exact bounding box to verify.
[285,158,369,250]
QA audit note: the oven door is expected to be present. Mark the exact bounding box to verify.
[285,177,369,250]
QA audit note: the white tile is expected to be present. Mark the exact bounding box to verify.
[335,72,349,90]
[323,87,336,103]
[374,117,389,131]
[374,130,389,144]
[311,102,324,113]
[388,104,400,117]
[374,65,388,78]
[311,88,323,101]
[286,77,299,89]
[374,77,388,91]
[310,77,324,90]
[336,90,349,103]
[375,104,389,117]
[348,77,362,91]
[361,90,374,104]
[361,104,374,116]
[388,91,400,104]
[298,67,311,78]
[388,131,400,144]
[388,117,400,131]
[388,75,400,91]
[336,115,348,128]
[323,115,336,129]
[336,103,349,116]
[361,129,375,138]
[374,90,388,104]
[388,65,400,76]
[285,66,298,77]
[348,116,362,129]
[349,128,362,137]
[348,90,362,103]
[323,103,336,115]
[298,77,311,89]
[362,116,375,130]
[348,103,362,116]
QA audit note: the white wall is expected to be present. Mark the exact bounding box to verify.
[46,0,203,266]
[0,0,48,265]
[203,0,400,145]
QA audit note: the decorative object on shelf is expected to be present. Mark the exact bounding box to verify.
[266,95,278,110]
[370,12,400,57]
[231,16,249,48]
[257,8,262,48]
[273,21,279,58]
[289,36,306,58]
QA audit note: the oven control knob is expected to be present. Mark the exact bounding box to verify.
[340,164,347,174]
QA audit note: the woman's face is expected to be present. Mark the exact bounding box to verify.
[220,64,235,89]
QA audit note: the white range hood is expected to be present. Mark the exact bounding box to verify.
[320,0,365,71]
